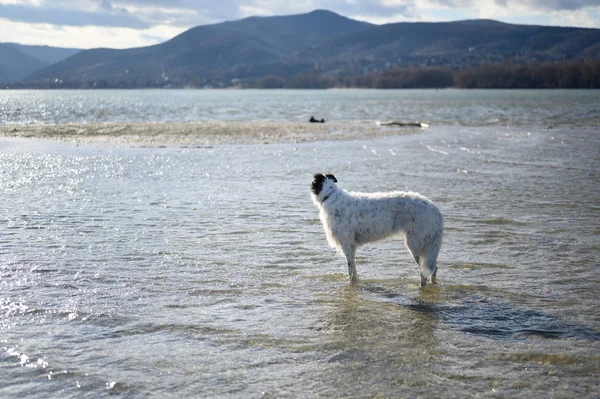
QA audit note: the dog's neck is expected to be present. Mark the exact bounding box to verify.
[320,188,344,205]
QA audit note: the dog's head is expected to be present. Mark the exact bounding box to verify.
[311,173,338,204]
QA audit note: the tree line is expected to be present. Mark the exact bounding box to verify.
[454,60,600,89]
[247,60,600,89]
[4,60,599,89]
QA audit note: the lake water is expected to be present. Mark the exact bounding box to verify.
[1,90,599,397]
[1,89,599,127]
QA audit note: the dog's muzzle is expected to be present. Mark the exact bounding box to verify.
[311,174,325,195]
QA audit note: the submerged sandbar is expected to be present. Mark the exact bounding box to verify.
[0,121,423,146]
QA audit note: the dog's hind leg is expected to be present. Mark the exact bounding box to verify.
[412,254,429,287]
[342,243,357,282]
[417,254,439,286]
[415,255,438,286]
[410,231,442,286]
[422,232,442,285]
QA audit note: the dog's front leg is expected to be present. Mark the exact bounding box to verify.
[342,244,357,282]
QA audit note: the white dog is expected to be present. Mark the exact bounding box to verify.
[311,173,444,286]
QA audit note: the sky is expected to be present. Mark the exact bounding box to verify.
[0,0,599,49]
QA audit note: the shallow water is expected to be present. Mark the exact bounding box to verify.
[1,89,599,127]
[1,120,599,397]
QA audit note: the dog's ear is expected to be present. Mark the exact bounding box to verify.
[325,174,337,183]
[313,173,325,181]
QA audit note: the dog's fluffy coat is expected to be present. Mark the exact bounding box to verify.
[311,173,444,286]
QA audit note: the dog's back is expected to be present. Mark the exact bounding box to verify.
[349,191,443,258]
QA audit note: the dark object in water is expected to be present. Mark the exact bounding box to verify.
[377,121,429,128]
[310,116,325,123]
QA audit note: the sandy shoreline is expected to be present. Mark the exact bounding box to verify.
[0,121,423,146]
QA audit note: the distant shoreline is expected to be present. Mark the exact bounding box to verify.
[0,121,423,146]
[5,60,599,90]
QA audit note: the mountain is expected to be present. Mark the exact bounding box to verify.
[22,10,600,88]
[0,44,47,83]
[0,43,80,83]
[27,10,371,87]
[8,43,81,65]
[303,19,600,65]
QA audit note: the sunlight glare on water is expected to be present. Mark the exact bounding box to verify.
[0,91,599,397]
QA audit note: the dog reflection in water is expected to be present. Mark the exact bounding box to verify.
[311,173,444,286]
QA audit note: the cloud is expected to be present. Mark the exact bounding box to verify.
[548,8,598,27]
[99,0,113,11]
[68,0,418,27]
[0,17,186,48]
[0,0,598,29]
[115,0,247,26]
[0,0,598,49]
[232,0,417,20]
[464,0,600,26]
[0,2,149,28]
[509,0,600,11]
